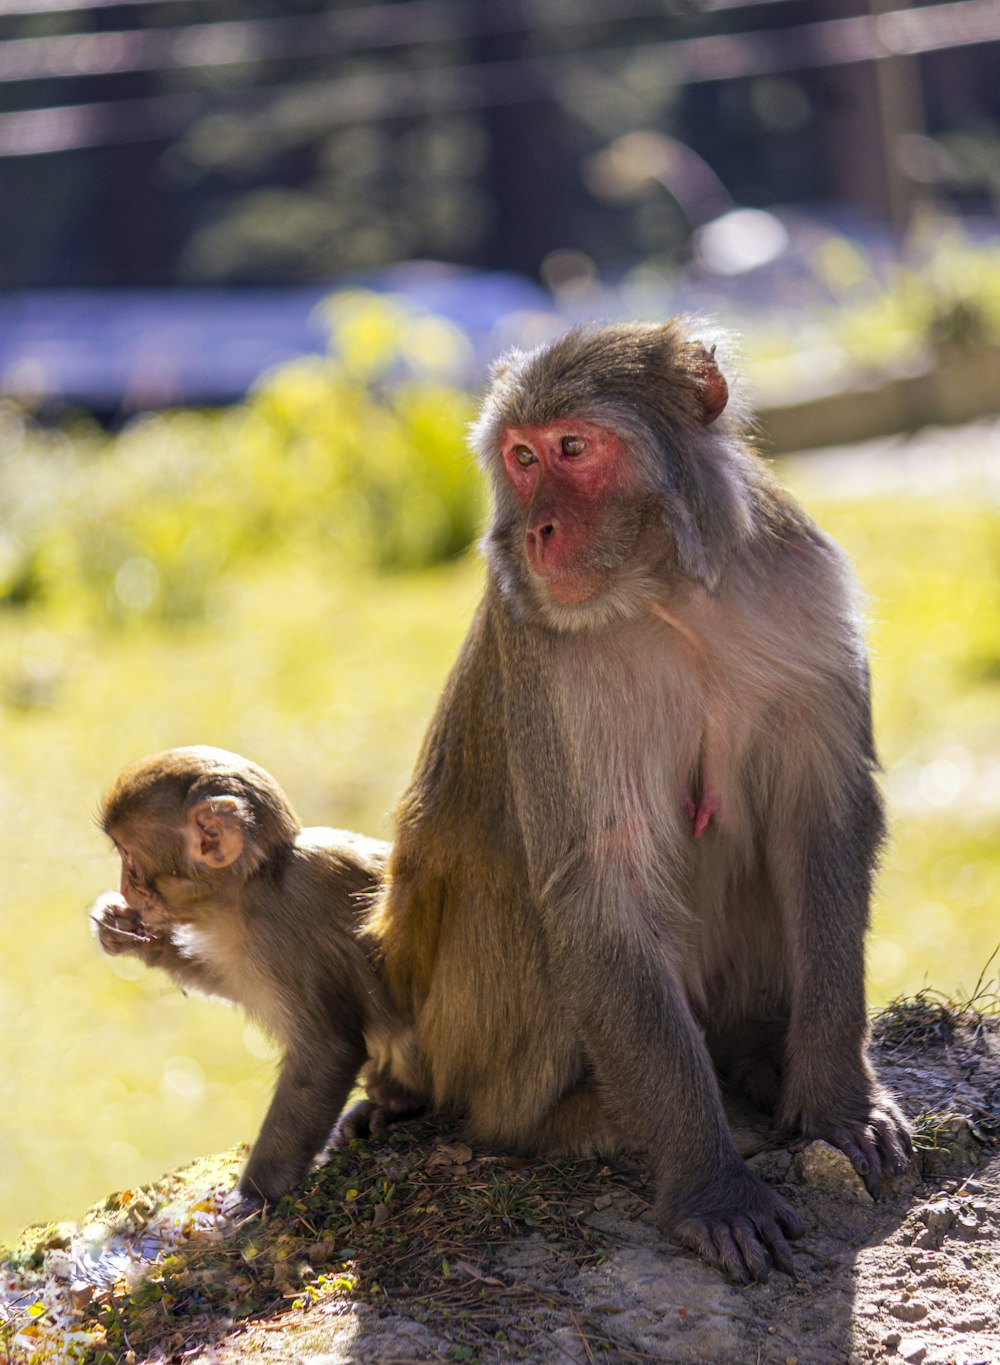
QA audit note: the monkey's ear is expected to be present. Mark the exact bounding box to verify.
[186,797,246,869]
[690,343,729,425]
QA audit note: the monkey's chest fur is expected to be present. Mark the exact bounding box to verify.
[548,611,763,975]
[401,601,795,1146]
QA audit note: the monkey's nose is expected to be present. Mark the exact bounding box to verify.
[526,520,557,571]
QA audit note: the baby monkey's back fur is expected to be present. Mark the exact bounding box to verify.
[370,319,910,1283]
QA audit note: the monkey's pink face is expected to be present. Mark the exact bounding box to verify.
[500,420,641,605]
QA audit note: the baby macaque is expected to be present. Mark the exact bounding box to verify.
[91,746,423,1215]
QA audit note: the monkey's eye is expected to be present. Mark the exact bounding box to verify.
[512,445,537,467]
[121,852,149,888]
[561,435,585,458]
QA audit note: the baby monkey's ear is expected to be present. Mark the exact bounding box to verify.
[185,796,246,868]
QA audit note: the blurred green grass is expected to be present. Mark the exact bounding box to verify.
[1,292,998,1245]
[807,488,1000,999]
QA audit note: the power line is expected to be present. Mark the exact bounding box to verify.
[0,0,996,157]
[0,0,196,12]
[0,0,801,84]
[0,0,798,18]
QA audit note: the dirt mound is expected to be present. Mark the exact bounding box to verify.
[3,1006,999,1364]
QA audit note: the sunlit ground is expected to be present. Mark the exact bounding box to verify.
[2,471,999,1243]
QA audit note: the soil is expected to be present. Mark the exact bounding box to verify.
[3,1008,999,1365]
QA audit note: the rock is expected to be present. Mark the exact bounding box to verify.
[548,1325,591,1362]
[889,1301,929,1322]
[953,1313,990,1330]
[918,1118,980,1178]
[898,1336,928,1362]
[954,1212,979,1238]
[68,1280,93,1313]
[921,1201,956,1233]
[793,1141,873,1202]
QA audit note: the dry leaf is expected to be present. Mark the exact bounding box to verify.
[453,1259,503,1286]
[426,1142,473,1169]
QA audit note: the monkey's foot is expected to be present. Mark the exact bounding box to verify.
[684,792,720,839]
[796,1095,912,1200]
[661,1167,802,1284]
[330,1099,387,1147]
[330,1096,426,1148]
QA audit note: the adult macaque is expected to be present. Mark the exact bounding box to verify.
[369,321,910,1282]
[92,747,423,1215]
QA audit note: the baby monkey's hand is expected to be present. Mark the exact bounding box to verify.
[90,891,166,961]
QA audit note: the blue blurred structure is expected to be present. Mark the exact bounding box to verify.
[3,209,1000,423]
[0,266,549,416]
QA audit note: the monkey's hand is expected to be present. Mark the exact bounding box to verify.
[90,892,167,962]
[660,1165,802,1284]
[221,1186,267,1222]
[792,1089,912,1200]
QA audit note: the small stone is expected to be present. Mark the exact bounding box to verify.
[68,1281,93,1313]
[784,1357,798,1365]
[884,1331,902,1348]
[549,1325,591,1362]
[889,1301,929,1322]
[45,1252,73,1280]
[593,1193,613,1210]
[954,1315,989,1331]
[794,1140,871,1201]
[921,1201,955,1233]
[898,1337,927,1363]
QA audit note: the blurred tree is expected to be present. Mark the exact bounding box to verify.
[1,0,999,289]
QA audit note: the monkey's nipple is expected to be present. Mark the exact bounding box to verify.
[684,791,719,839]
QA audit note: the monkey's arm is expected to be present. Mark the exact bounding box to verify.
[768,757,911,1196]
[539,854,801,1282]
[229,1030,366,1215]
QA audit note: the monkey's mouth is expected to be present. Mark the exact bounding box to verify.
[539,571,600,606]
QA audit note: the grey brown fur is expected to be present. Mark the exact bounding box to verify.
[368,320,910,1281]
[92,746,421,1214]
